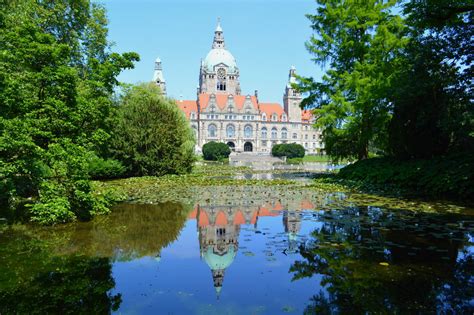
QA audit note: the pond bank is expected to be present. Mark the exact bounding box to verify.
[329,153,474,204]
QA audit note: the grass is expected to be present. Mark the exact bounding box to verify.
[287,155,351,164]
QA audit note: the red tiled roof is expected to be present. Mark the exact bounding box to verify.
[177,100,197,119]
[198,93,258,111]
[198,211,209,227]
[215,211,228,226]
[302,109,313,122]
[259,103,285,121]
[233,211,246,225]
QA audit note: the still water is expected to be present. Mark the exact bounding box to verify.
[1,192,473,314]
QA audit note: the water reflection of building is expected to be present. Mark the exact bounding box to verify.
[188,201,313,297]
[283,211,302,253]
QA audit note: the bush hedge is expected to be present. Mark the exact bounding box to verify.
[337,153,474,201]
[202,142,231,161]
[272,143,305,159]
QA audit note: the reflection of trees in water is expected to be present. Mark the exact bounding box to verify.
[290,206,474,313]
[34,202,190,260]
[0,254,120,314]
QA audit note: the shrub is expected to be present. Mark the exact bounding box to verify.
[111,83,196,176]
[87,155,126,180]
[272,143,305,159]
[202,142,231,161]
[337,153,474,200]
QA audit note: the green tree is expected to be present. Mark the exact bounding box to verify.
[202,141,231,161]
[111,83,195,176]
[0,0,139,223]
[271,143,305,159]
[298,0,407,161]
[389,0,473,158]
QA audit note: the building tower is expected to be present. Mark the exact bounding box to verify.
[199,19,241,95]
[283,66,302,122]
[153,57,167,96]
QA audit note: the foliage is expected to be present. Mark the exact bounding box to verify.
[336,153,474,201]
[87,154,126,180]
[111,83,195,177]
[0,0,138,224]
[202,141,231,161]
[298,0,407,161]
[388,0,474,159]
[272,143,305,159]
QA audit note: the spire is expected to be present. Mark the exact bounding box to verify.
[152,56,166,96]
[216,17,223,32]
[212,18,225,49]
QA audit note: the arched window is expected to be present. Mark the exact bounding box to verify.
[226,124,235,138]
[271,114,278,121]
[271,127,277,139]
[281,127,287,139]
[282,114,287,122]
[244,125,253,138]
[261,127,267,139]
[208,124,217,137]
[261,113,267,121]
[217,81,226,91]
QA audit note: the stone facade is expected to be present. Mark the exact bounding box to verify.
[153,20,324,154]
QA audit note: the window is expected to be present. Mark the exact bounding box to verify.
[292,133,297,139]
[244,125,253,138]
[281,128,287,139]
[313,134,316,140]
[271,127,277,139]
[262,113,267,121]
[282,114,287,122]
[261,127,267,139]
[208,124,217,137]
[305,134,308,140]
[226,124,235,138]
[217,82,226,91]
[271,114,277,122]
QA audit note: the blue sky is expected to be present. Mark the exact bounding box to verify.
[99,0,321,103]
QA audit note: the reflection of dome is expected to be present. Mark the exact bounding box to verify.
[288,232,298,242]
[203,246,236,270]
[203,49,238,73]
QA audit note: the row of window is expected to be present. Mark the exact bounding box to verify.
[207,125,312,140]
[198,113,291,122]
[257,141,322,148]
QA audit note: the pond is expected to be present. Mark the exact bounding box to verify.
[1,167,473,314]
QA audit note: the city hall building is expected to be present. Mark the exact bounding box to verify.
[153,20,324,154]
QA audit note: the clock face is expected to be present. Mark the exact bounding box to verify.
[217,68,226,80]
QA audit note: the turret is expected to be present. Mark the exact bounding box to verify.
[152,57,167,96]
[283,66,302,122]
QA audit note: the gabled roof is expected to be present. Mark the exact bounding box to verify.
[302,109,313,122]
[259,103,285,121]
[177,100,197,119]
[198,93,258,111]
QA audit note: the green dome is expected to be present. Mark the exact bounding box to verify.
[203,48,238,74]
[203,246,236,270]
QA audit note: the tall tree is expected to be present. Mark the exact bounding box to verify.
[389,0,473,158]
[0,0,139,223]
[298,0,407,161]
